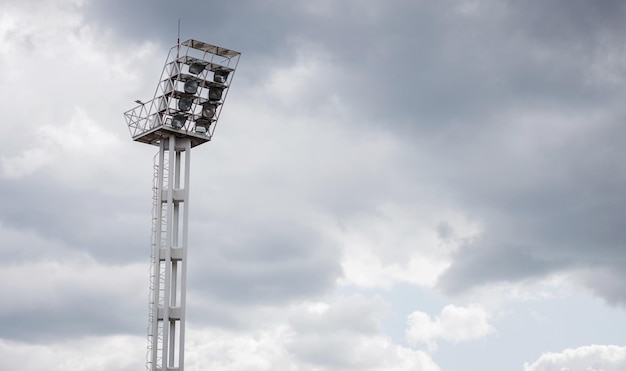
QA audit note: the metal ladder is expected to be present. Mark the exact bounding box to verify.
[147,151,169,370]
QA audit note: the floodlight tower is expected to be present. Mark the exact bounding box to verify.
[124,39,240,371]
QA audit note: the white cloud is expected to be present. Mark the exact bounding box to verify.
[448,273,577,311]
[0,321,440,371]
[185,295,442,370]
[523,345,626,371]
[0,146,49,179]
[406,304,494,351]
[0,0,159,186]
[262,40,335,107]
[338,205,481,289]
[171,295,440,371]
[186,294,442,371]
[0,108,120,180]
[0,251,147,340]
[186,325,442,371]
[287,333,441,371]
[0,256,145,314]
[0,335,145,371]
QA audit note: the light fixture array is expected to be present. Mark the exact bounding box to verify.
[124,39,240,147]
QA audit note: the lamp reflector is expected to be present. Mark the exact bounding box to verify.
[189,62,205,74]
[172,114,186,129]
[178,96,193,111]
[214,70,230,83]
[208,87,223,101]
[184,80,199,94]
[202,103,217,118]
[195,117,211,133]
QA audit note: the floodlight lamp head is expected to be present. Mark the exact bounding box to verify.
[172,114,186,129]
[214,69,230,83]
[202,103,217,118]
[195,117,211,133]
[208,87,223,101]
[184,80,199,94]
[178,96,193,111]
[189,62,205,74]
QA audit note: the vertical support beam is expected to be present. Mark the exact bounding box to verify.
[179,137,191,370]
[171,143,182,366]
[149,135,191,371]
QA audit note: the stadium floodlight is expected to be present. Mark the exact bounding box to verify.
[184,80,199,94]
[214,69,230,83]
[124,38,240,146]
[171,114,187,128]
[178,96,193,111]
[194,117,211,133]
[208,86,223,101]
[189,62,205,74]
[202,102,217,118]
[123,38,240,371]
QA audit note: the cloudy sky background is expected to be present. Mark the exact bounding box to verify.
[1,0,626,370]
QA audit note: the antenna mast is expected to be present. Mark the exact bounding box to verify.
[177,20,181,59]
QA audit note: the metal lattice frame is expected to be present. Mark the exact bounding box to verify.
[124,39,240,371]
[124,39,241,148]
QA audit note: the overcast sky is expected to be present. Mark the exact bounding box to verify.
[1,0,626,370]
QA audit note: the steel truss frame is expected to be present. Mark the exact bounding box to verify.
[124,39,240,148]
